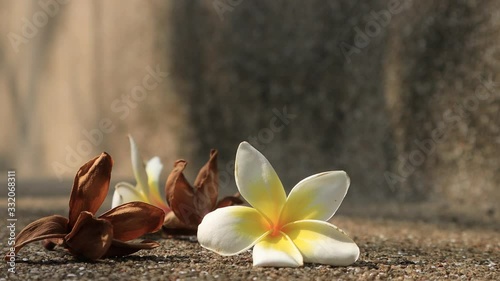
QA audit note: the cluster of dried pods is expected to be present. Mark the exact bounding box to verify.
[163,149,243,235]
[6,151,242,261]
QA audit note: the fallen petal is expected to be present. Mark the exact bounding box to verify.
[145,157,169,211]
[192,149,219,216]
[8,215,68,258]
[165,160,199,224]
[129,135,150,195]
[65,211,113,260]
[99,202,165,241]
[279,171,350,224]
[104,239,160,257]
[197,206,269,255]
[235,142,286,224]
[112,181,148,209]
[68,152,113,228]
[253,233,303,267]
[282,220,359,266]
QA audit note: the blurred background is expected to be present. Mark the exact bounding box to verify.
[1,0,499,225]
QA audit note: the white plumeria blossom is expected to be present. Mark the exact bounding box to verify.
[112,135,170,212]
[197,142,359,267]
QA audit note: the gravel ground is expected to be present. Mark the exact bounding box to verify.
[1,198,499,280]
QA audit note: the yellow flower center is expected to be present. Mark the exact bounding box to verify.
[269,223,283,237]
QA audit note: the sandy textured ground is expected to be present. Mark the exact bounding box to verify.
[1,197,499,281]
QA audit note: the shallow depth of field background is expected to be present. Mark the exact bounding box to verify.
[0,1,499,224]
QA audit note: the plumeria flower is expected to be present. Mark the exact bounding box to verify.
[7,153,165,261]
[198,142,360,267]
[164,149,243,235]
[112,135,170,212]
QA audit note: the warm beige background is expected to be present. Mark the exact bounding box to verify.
[0,0,188,181]
[1,1,499,221]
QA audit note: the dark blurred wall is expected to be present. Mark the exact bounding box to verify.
[169,0,499,214]
[169,0,395,200]
[384,1,500,212]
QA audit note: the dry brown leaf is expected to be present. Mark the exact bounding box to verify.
[163,150,244,234]
[166,160,198,224]
[99,202,165,241]
[68,152,112,229]
[104,239,160,258]
[7,152,164,261]
[165,150,219,225]
[193,149,219,218]
[10,215,68,259]
[65,211,113,260]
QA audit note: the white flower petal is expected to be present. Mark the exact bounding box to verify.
[145,157,164,203]
[280,171,350,224]
[235,142,286,224]
[111,190,123,209]
[197,206,269,256]
[282,220,359,266]
[128,135,149,194]
[111,182,148,208]
[253,233,303,267]
[146,157,163,186]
